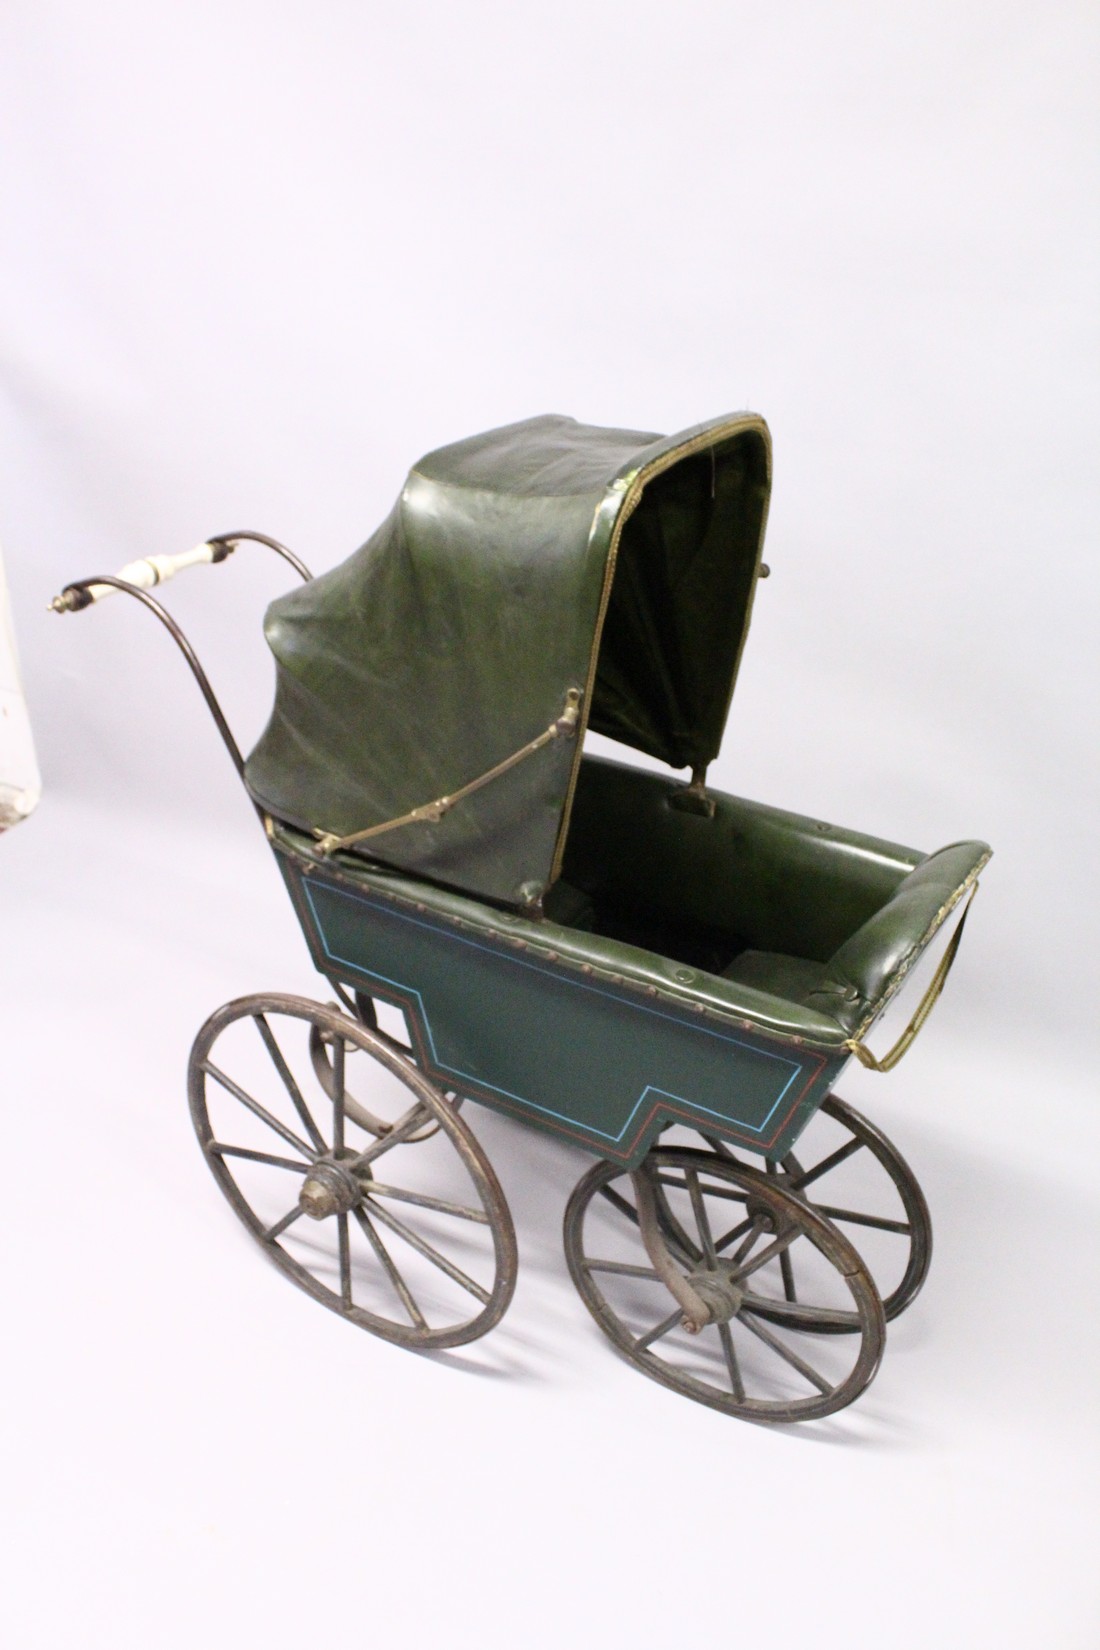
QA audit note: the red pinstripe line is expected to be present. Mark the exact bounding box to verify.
[282,854,833,1163]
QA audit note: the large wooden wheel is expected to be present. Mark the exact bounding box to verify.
[188,993,517,1349]
[564,1147,885,1423]
[658,1096,931,1331]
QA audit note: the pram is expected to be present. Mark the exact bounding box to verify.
[54,411,990,1422]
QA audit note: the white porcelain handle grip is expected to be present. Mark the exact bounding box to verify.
[50,542,228,613]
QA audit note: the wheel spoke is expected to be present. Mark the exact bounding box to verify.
[700,1133,740,1163]
[790,1135,862,1192]
[583,1258,661,1280]
[729,1226,799,1284]
[601,1175,700,1263]
[326,977,357,1017]
[654,1172,748,1206]
[207,1142,311,1173]
[202,1061,316,1160]
[715,1214,758,1247]
[717,1321,745,1401]
[741,1294,856,1330]
[722,1221,765,1267]
[264,1202,307,1241]
[766,1164,798,1301]
[364,1197,490,1305]
[349,1104,436,1170]
[331,1034,346,1154]
[337,1213,353,1309]
[635,1308,684,1352]
[686,1168,718,1266]
[365,1182,489,1225]
[812,1203,910,1235]
[598,1183,640,1226]
[352,1205,427,1329]
[252,1014,327,1152]
[738,1310,833,1394]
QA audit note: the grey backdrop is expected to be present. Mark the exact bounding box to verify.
[3,5,1097,1647]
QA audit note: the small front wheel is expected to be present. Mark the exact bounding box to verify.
[189,993,517,1350]
[565,1148,886,1422]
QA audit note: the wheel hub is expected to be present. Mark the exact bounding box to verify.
[744,1196,779,1231]
[299,1157,363,1220]
[686,1266,745,1324]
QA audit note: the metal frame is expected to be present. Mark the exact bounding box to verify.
[56,532,311,783]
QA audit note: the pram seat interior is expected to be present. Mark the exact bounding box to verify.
[560,754,988,1039]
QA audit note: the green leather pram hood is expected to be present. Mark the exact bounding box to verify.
[244,412,772,907]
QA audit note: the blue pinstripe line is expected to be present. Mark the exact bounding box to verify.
[301,879,803,1143]
[305,880,799,1068]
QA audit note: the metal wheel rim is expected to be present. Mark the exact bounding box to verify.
[658,1096,931,1331]
[189,992,517,1350]
[565,1147,886,1423]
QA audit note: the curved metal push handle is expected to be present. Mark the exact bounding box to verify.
[49,541,231,612]
[48,531,311,614]
[56,575,250,774]
[206,531,312,583]
[49,530,311,784]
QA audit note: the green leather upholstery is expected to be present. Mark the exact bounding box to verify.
[278,820,856,1048]
[563,755,990,1040]
[245,412,771,907]
[564,755,923,962]
[722,951,827,1004]
[542,878,597,931]
[805,840,990,1035]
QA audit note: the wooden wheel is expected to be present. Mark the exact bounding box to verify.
[188,993,517,1349]
[564,1147,885,1422]
[659,1096,931,1330]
